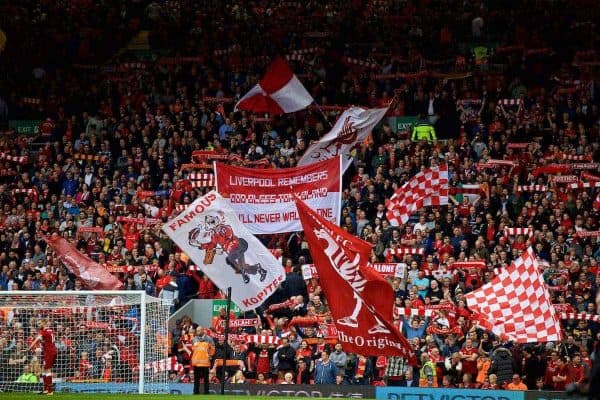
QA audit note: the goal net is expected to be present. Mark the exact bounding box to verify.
[0,291,171,394]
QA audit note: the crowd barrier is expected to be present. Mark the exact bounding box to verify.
[48,382,575,398]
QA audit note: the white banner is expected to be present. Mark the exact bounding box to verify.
[297,106,388,172]
[163,191,285,310]
[301,262,406,280]
[215,157,341,234]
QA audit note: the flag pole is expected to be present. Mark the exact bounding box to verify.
[220,286,232,395]
[313,102,333,128]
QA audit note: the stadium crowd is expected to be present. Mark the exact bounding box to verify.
[0,0,599,394]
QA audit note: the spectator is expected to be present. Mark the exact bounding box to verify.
[399,368,419,387]
[489,346,515,387]
[16,365,39,383]
[507,374,528,391]
[275,338,296,381]
[314,350,337,385]
[419,353,437,387]
[329,343,347,373]
[191,326,215,395]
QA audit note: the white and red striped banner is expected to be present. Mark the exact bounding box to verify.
[343,57,379,69]
[569,182,600,189]
[146,356,184,374]
[499,99,523,106]
[12,188,38,196]
[187,173,214,180]
[388,247,425,256]
[285,54,304,62]
[0,152,28,164]
[22,97,41,105]
[517,185,548,192]
[393,303,456,319]
[504,227,533,238]
[560,313,600,322]
[244,335,281,346]
[544,154,589,161]
[290,47,322,55]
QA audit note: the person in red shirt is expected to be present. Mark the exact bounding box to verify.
[28,318,57,395]
[78,351,93,379]
[568,354,585,386]
[544,351,559,388]
[459,339,479,378]
[551,356,569,391]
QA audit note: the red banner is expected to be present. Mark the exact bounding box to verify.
[450,261,486,270]
[44,234,123,290]
[215,157,342,234]
[295,198,416,363]
[221,318,260,328]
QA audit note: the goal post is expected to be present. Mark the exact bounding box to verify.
[0,291,171,394]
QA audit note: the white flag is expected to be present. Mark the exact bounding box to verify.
[162,191,285,310]
[298,106,388,172]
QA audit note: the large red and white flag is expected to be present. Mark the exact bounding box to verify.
[44,234,123,290]
[215,156,341,234]
[386,164,449,226]
[235,58,314,114]
[465,247,563,343]
[163,191,285,311]
[295,198,416,363]
[298,106,388,172]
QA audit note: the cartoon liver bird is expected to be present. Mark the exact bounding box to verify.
[314,228,389,334]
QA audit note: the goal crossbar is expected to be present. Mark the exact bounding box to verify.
[0,291,171,394]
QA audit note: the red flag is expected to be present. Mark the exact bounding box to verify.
[44,234,123,290]
[235,58,314,114]
[295,198,416,363]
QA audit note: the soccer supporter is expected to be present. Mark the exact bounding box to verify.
[507,374,528,391]
[0,0,597,392]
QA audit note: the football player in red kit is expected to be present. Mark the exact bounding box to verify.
[28,318,57,395]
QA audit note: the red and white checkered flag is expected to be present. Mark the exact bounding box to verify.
[465,247,563,343]
[386,164,448,226]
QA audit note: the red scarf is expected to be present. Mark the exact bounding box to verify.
[356,358,367,376]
